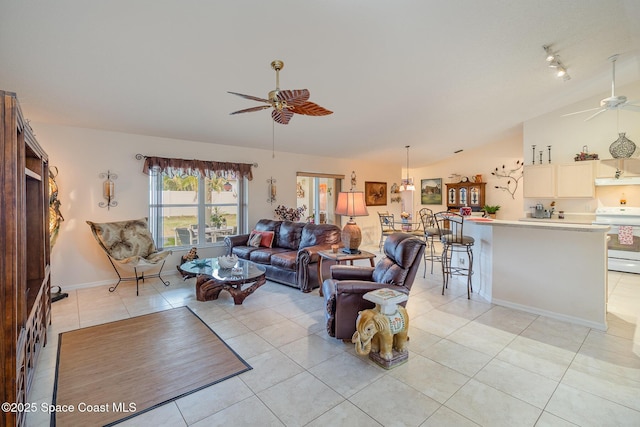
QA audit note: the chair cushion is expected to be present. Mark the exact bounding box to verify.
[277,221,306,250]
[87,218,156,260]
[442,235,475,245]
[270,251,298,270]
[299,223,341,249]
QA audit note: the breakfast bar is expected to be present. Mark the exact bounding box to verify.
[464,218,610,330]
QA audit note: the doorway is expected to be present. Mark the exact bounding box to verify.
[296,172,344,224]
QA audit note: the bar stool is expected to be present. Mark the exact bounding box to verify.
[433,211,474,299]
[418,208,447,276]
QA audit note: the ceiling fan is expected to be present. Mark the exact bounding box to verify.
[563,54,640,121]
[228,60,333,125]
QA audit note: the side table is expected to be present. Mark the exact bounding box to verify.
[317,249,376,296]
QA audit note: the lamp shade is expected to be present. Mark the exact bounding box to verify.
[335,191,368,254]
[335,191,368,218]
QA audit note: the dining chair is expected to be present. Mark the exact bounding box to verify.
[377,212,402,250]
[433,211,475,299]
[419,208,447,276]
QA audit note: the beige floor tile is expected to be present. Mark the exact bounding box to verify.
[474,305,538,334]
[279,334,346,369]
[422,338,492,377]
[389,352,470,403]
[535,411,580,426]
[350,375,440,426]
[561,362,640,411]
[175,377,253,425]
[546,384,640,426]
[420,406,480,427]
[446,321,517,357]
[254,318,310,347]
[446,379,541,427]
[411,308,470,337]
[306,400,382,427]
[257,371,344,426]
[474,358,558,408]
[224,331,275,360]
[308,352,384,398]
[117,402,187,427]
[240,348,304,393]
[191,395,284,426]
[496,336,575,381]
[520,316,590,352]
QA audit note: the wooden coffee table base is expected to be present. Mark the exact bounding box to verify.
[196,274,267,305]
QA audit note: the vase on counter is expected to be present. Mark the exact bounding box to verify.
[609,132,636,158]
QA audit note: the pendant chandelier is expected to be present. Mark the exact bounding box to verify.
[399,145,415,191]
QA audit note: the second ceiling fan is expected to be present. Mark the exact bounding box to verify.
[228,60,333,125]
[563,54,640,121]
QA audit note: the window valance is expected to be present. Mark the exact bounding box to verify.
[141,155,254,181]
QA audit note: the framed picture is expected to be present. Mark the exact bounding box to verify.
[420,178,442,204]
[364,181,387,206]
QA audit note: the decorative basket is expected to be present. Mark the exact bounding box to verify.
[217,255,238,269]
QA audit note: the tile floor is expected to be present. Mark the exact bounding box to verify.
[27,249,640,426]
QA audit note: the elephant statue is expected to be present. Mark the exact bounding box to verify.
[351,305,409,361]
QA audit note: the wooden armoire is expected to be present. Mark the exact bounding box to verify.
[1,91,51,427]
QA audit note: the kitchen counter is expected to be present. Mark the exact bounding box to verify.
[464,219,608,330]
[468,217,608,232]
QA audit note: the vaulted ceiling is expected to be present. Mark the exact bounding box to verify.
[1,1,639,167]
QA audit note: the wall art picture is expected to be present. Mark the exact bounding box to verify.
[364,181,387,206]
[420,178,442,204]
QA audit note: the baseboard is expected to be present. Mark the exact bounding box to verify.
[491,297,607,331]
[52,271,183,292]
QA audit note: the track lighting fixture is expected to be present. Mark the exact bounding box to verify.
[543,45,570,81]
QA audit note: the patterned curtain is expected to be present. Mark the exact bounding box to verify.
[141,155,254,181]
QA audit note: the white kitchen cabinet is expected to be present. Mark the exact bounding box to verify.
[556,162,595,197]
[524,161,595,198]
[523,164,555,198]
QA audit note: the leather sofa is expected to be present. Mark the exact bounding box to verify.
[322,233,425,340]
[224,219,342,292]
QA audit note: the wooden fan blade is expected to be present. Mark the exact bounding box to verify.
[228,91,271,104]
[229,105,272,115]
[277,89,310,106]
[272,108,294,124]
[291,101,333,116]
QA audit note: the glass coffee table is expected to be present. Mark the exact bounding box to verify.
[180,258,266,305]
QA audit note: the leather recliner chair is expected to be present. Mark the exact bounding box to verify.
[322,233,426,340]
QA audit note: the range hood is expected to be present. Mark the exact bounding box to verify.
[595,176,640,186]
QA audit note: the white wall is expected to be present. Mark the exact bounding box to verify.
[35,123,403,289]
[409,134,525,220]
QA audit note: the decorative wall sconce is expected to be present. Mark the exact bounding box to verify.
[267,177,277,204]
[99,170,118,209]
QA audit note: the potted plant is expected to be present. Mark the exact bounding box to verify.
[210,206,226,228]
[483,204,500,219]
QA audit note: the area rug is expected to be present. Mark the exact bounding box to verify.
[52,306,251,426]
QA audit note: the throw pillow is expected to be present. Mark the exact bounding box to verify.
[248,232,262,247]
[247,230,275,248]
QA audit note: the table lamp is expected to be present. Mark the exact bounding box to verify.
[335,191,369,254]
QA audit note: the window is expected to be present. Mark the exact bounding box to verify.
[143,155,254,249]
[148,170,246,248]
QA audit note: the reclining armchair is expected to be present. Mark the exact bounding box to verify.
[87,218,172,295]
[322,233,425,340]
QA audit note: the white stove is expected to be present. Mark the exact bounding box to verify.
[593,207,640,274]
